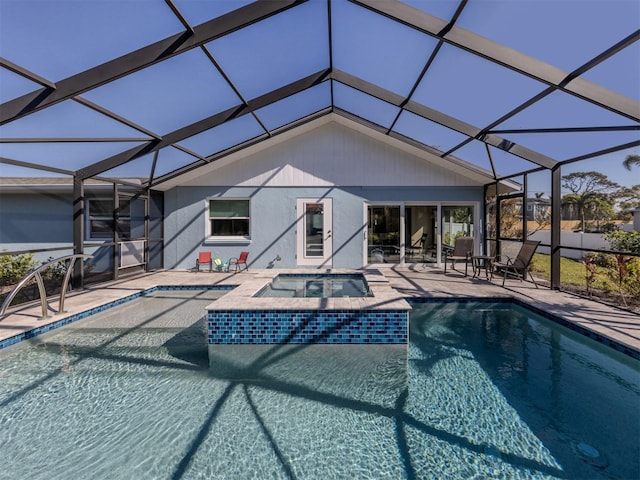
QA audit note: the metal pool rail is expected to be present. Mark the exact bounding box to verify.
[0,254,93,320]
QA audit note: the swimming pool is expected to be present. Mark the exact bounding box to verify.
[0,291,637,479]
[255,273,373,298]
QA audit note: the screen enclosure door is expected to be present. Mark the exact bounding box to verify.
[296,198,333,267]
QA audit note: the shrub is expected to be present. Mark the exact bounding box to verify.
[40,256,68,284]
[586,252,616,268]
[602,231,640,306]
[0,252,38,287]
[605,230,640,254]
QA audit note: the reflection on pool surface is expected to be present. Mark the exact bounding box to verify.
[254,273,373,298]
[0,291,638,479]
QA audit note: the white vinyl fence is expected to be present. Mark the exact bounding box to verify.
[528,231,609,259]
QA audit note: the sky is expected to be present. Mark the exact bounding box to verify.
[0,0,638,190]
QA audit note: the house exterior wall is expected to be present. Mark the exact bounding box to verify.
[171,120,482,189]
[0,191,73,260]
[164,121,485,270]
[0,121,485,270]
[164,185,483,270]
[0,187,162,274]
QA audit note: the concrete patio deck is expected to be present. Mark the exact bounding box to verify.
[1,265,638,357]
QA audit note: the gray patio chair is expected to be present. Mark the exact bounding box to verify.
[493,240,540,288]
[444,236,474,275]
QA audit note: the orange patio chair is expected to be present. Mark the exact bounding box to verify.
[229,251,249,272]
[195,251,212,272]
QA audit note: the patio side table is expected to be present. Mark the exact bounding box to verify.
[472,255,494,279]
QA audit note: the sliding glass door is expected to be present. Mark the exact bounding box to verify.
[405,205,436,262]
[367,206,400,264]
[365,203,477,266]
[441,206,474,251]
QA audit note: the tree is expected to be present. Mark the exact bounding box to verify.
[614,184,640,220]
[499,198,523,239]
[588,197,616,231]
[623,154,640,171]
[527,192,551,234]
[561,171,619,232]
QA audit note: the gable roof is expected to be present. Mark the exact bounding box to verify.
[159,114,494,190]
[1,0,638,189]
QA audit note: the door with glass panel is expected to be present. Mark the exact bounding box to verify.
[296,198,333,266]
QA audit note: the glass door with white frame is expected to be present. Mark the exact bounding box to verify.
[296,198,333,267]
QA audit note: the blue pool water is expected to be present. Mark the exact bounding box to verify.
[255,273,373,298]
[0,291,638,479]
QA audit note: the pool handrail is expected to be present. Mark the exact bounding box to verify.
[0,254,93,320]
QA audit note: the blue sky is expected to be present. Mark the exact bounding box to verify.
[0,0,638,190]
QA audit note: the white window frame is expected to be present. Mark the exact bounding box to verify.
[205,197,251,244]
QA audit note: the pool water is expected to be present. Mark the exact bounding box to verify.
[0,292,638,479]
[255,273,373,298]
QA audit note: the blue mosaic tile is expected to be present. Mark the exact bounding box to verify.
[207,309,408,345]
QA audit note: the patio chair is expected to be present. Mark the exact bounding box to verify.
[493,240,540,288]
[443,236,474,275]
[406,233,429,261]
[195,251,212,272]
[213,256,229,272]
[229,251,249,272]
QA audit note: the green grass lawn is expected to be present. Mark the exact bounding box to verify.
[530,253,612,289]
[524,253,639,310]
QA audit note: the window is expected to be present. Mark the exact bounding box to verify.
[86,198,131,241]
[116,197,132,240]
[208,199,250,239]
[87,199,113,240]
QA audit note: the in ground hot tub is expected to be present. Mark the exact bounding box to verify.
[206,269,411,372]
[254,273,373,298]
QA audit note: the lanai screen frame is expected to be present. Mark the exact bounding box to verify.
[1,0,639,290]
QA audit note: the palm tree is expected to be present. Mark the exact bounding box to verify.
[562,191,601,232]
[623,154,640,171]
[562,171,619,232]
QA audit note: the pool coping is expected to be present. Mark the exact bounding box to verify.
[0,270,638,360]
[207,268,411,312]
